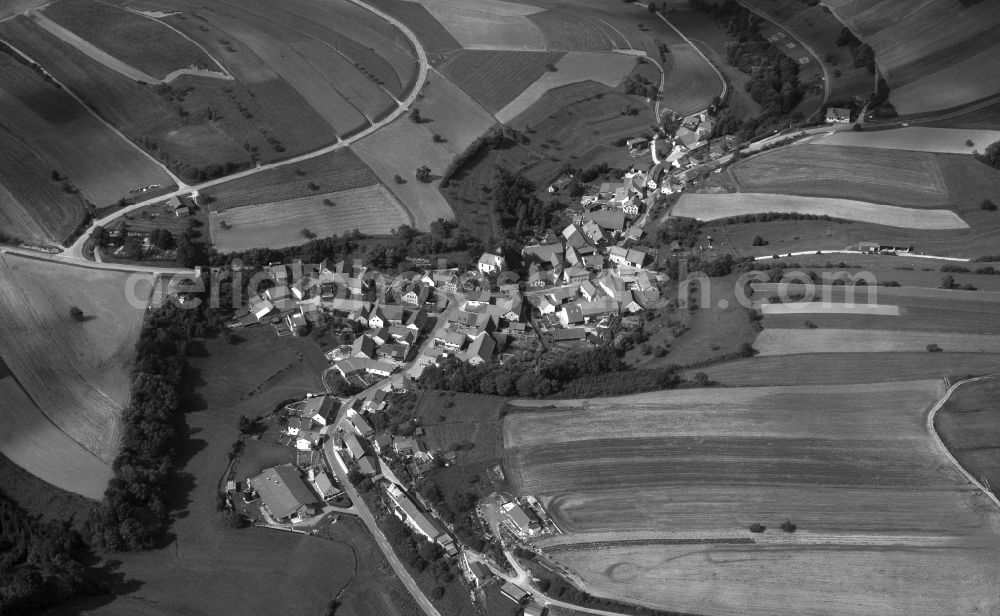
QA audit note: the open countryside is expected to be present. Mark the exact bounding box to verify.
[3,0,1000,615]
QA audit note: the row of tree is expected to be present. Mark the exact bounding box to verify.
[85,302,212,550]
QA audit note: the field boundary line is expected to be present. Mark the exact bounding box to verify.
[926,374,1000,512]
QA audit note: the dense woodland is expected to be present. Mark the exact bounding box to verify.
[0,494,104,614]
[419,348,687,398]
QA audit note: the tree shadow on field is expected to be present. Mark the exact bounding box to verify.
[178,366,208,413]
[42,556,145,615]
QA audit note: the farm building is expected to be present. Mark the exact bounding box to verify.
[286,416,311,436]
[248,465,318,522]
[503,502,541,535]
[466,332,496,365]
[523,601,545,616]
[334,357,394,378]
[343,432,366,460]
[295,430,322,451]
[500,582,530,603]
[300,395,336,425]
[551,328,586,342]
[312,471,340,499]
[357,455,379,476]
[478,252,505,274]
[352,335,377,359]
[387,484,449,545]
[464,556,492,587]
[347,413,374,438]
[373,433,393,454]
[826,107,851,123]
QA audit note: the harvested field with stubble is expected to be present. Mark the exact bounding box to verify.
[673,193,969,229]
[496,51,636,123]
[438,50,565,113]
[731,145,950,206]
[504,381,1000,615]
[657,42,723,116]
[210,185,411,252]
[0,255,153,464]
[815,127,1000,154]
[754,328,1000,356]
[40,0,221,80]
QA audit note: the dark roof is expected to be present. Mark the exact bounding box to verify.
[249,465,317,520]
[552,327,586,341]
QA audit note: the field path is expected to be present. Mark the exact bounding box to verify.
[62,0,430,261]
[927,374,1000,512]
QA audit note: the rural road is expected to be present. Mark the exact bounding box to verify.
[925,374,1000,512]
[734,0,830,123]
[321,441,443,616]
[51,0,430,264]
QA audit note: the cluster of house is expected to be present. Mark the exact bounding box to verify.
[326,300,431,380]
[282,394,336,451]
[497,494,544,537]
[517,219,662,342]
[622,112,732,187]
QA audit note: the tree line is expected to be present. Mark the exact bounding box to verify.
[85,300,220,550]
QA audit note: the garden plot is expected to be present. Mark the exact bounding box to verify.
[412,0,546,50]
[438,50,565,113]
[673,193,969,230]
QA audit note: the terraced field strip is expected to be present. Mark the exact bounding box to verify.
[0,254,152,462]
[699,353,1000,386]
[730,145,950,207]
[526,9,626,51]
[496,51,636,123]
[504,381,1000,615]
[814,127,1000,155]
[210,185,411,252]
[754,329,1000,356]
[673,193,969,230]
[760,302,899,316]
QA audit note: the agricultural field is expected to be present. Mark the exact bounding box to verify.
[504,381,1000,615]
[728,145,950,207]
[496,51,637,123]
[814,127,1000,154]
[410,0,546,51]
[525,9,629,51]
[438,50,566,114]
[203,148,378,209]
[656,43,725,117]
[928,99,1000,131]
[0,129,87,246]
[364,0,461,58]
[352,70,496,230]
[39,0,223,80]
[0,53,172,210]
[824,0,1000,114]
[935,377,1000,499]
[210,185,411,252]
[0,254,153,464]
[754,328,1000,356]
[664,8,762,121]
[0,358,112,500]
[673,193,969,229]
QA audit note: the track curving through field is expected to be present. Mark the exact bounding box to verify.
[926,374,1000,512]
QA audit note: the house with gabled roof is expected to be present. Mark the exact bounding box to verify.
[249,465,317,522]
[351,335,376,360]
[579,279,600,302]
[558,303,585,327]
[478,252,504,274]
[466,332,495,365]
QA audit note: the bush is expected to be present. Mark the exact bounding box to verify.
[749,523,766,533]
[804,320,817,329]
[415,166,432,183]
[393,174,405,184]
[926,343,942,353]
[852,123,862,131]
[738,342,756,357]
[69,305,85,322]
[751,235,767,246]
[780,520,797,533]
[982,199,997,212]
[966,139,975,147]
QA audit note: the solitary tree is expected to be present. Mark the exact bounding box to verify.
[780,520,797,533]
[409,108,421,123]
[749,523,766,533]
[69,305,85,322]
